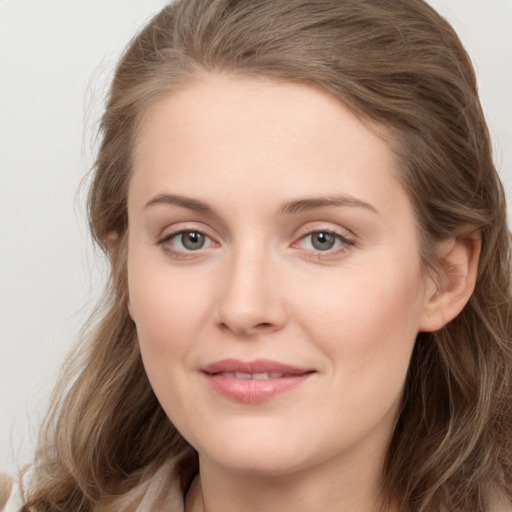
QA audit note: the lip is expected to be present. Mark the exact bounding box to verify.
[201,359,315,404]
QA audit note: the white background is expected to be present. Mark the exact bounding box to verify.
[1,0,511,473]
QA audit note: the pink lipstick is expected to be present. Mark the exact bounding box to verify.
[201,359,315,403]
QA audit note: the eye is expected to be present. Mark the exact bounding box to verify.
[297,230,354,253]
[308,232,338,251]
[177,231,207,250]
[159,230,215,254]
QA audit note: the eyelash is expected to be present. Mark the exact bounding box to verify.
[294,230,355,256]
[158,230,217,258]
[157,228,355,259]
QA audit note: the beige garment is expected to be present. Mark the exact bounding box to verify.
[2,465,511,511]
[0,474,13,510]
[0,460,185,512]
[114,460,185,512]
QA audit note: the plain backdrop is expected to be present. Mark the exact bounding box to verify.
[1,0,511,473]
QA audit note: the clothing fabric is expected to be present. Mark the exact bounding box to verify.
[0,474,14,511]
[1,483,21,512]
[116,460,185,512]
[2,465,512,512]
[0,461,185,512]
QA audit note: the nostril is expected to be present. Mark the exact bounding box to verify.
[217,320,276,336]
[256,322,272,329]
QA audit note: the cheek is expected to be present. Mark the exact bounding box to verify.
[301,264,425,427]
[127,263,204,416]
[296,260,425,369]
[131,285,190,348]
[127,253,209,359]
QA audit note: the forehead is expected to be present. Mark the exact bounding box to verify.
[129,72,410,222]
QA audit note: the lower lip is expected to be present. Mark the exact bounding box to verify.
[203,373,313,403]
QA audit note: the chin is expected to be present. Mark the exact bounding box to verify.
[206,448,309,477]
[190,422,325,477]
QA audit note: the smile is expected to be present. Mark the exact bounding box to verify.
[215,371,295,379]
[201,359,315,403]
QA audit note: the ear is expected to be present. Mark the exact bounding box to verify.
[106,231,135,320]
[106,231,120,263]
[419,231,481,332]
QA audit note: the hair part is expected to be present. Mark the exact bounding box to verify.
[23,1,512,511]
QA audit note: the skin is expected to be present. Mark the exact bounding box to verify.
[126,73,473,512]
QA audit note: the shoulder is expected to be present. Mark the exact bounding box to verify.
[0,473,12,510]
[0,474,22,512]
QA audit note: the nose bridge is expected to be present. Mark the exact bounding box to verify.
[216,237,286,335]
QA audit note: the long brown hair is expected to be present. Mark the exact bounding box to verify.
[23,1,512,510]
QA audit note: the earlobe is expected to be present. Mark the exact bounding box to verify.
[106,231,120,265]
[419,232,481,332]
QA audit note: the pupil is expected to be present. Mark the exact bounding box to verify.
[311,232,335,251]
[182,231,205,250]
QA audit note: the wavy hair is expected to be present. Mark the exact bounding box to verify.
[23,1,512,510]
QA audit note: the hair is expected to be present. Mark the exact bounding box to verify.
[22,1,512,511]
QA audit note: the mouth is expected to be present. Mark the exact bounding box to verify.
[212,371,300,379]
[201,359,315,403]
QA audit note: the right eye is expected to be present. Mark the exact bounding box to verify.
[158,230,216,255]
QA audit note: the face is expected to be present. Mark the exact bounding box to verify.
[127,73,433,478]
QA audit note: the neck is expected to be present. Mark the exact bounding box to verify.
[185,450,395,512]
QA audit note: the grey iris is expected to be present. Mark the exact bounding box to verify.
[311,232,336,251]
[182,231,205,250]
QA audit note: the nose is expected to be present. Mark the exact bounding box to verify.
[215,247,288,336]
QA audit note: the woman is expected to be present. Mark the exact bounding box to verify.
[5,0,511,510]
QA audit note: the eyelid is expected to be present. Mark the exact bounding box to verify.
[291,224,356,257]
[297,230,353,247]
[158,229,213,245]
[155,222,355,259]
[156,221,216,243]
[156,223,220,258]
[292,221,355,242]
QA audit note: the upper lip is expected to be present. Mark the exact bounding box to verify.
[201,358,314,375]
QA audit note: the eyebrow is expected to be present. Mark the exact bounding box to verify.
[145,193,213,213]
[145,193,378,215]
[278,195,378,216]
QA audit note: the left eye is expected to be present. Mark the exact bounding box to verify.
[163,230,212,251]
[300,231,351,252]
